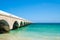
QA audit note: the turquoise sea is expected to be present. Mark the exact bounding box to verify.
[0,23,60,40]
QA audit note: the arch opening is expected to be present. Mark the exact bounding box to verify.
[12,21,19,30]
[24,22,26,26]
[20,21,23,27]
[0,20,10,33]
[24,22,25,25]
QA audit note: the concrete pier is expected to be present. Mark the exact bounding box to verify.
[0,10,31,33]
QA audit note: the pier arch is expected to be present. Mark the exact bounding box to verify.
[20,21,23,27]
[0,20,10,33]
[12,21,19,30]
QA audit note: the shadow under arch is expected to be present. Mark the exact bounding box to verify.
[23,22,26,26]
[23,22,29,26]
[24,22,25,25]
[12,21,19,30]
[20,21,23,27]
[0,20,10,33]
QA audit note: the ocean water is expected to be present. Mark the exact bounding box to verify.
[0,23,60,40]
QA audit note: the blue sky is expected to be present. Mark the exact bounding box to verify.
[0,0,60,23]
